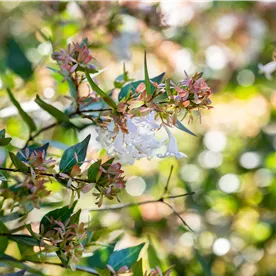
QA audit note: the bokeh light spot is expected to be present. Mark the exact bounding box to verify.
[218,173,240,193]
[126,176,146,196]
[213,238,231,256]
[204,130,227,152]
[240,152,261,169]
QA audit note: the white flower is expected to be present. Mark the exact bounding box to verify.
[259,61,276,80]
[96,112,163,165]
[96,112,187,164]
[157,124,187,159]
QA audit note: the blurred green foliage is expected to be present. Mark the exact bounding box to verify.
[0,1,276,275]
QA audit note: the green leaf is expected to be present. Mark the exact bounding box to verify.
[59,135,91,174]
[6,38,33,81]
[39,201,77,234]
[85,70,117,110]
[107,243,145,271]
[132,259,143,276]
[88,160,101,182]
[0,172,7,181]
[144,51,151,95]
[175,119,197,137]
[35,95,70,123]
[0,129,5,139]
[118,72,165,101]
[0,137,12,146]
[0,211,23,223]
[9,235,40,247]
[0,129,12,146]
[9,152,29,172]
[95,268,111,276]
[0,254,43,275]
[83,243,115,269]
[67,78,77,98]
[17,242,39,262]
[0,221,9,254]
[4,269,26,275]
[17,143,49,162]
[69,209,81,225]
[195,249,213,276]
[6,89,36,132]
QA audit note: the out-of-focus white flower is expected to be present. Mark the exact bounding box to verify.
[259,61,276,80]
[158,125,187,159]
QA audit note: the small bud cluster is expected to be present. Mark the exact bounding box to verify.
[52,42,97,80]
[42,218,87,271]
[91,159,125,207]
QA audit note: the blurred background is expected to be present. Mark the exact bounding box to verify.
[0,1,276,275]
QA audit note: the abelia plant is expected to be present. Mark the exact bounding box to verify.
[0,39,212,275]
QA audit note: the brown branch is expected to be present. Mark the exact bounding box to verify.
[87,165,195,232]
[163,165,174,196]
[0,167,91,185]
[87,192,195,212]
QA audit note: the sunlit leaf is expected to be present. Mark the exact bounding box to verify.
[88,160,101,183]
[175,119,197,137]
[59,135,90,174]
[107,243,145,271]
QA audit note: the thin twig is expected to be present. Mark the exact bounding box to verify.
[162,201,194,232]
[87,192,195,212]
[163,165,174,196]
[0,167,91,185]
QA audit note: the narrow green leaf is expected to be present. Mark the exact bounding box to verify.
[69,209,81,225]
[83,242,116,269]
[59,134,91,174]
[0,211,23,223]
[0,254,43,275]
[165,78,172,97]
[0,129,5,139]
[0,137,12,146]
[144,51,152,95]
[6,89,36,132]
[4,269,26,275]
[95,268,111,276]
[0,221,9,254]
[0,172,7,181]
[88,160,101,182]
[85,70,117,110]
[67,78,77,98]
[9,235,40,247]
[107,243,145,271]
[6,38,33,81]
[39,201,77,234]
[175,120,197,137]
[35,95,70,123]
[9,152,29,172]
[132,259,143,276]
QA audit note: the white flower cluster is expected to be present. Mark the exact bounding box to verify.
[259,61,276,80]
[96,112,186,165]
